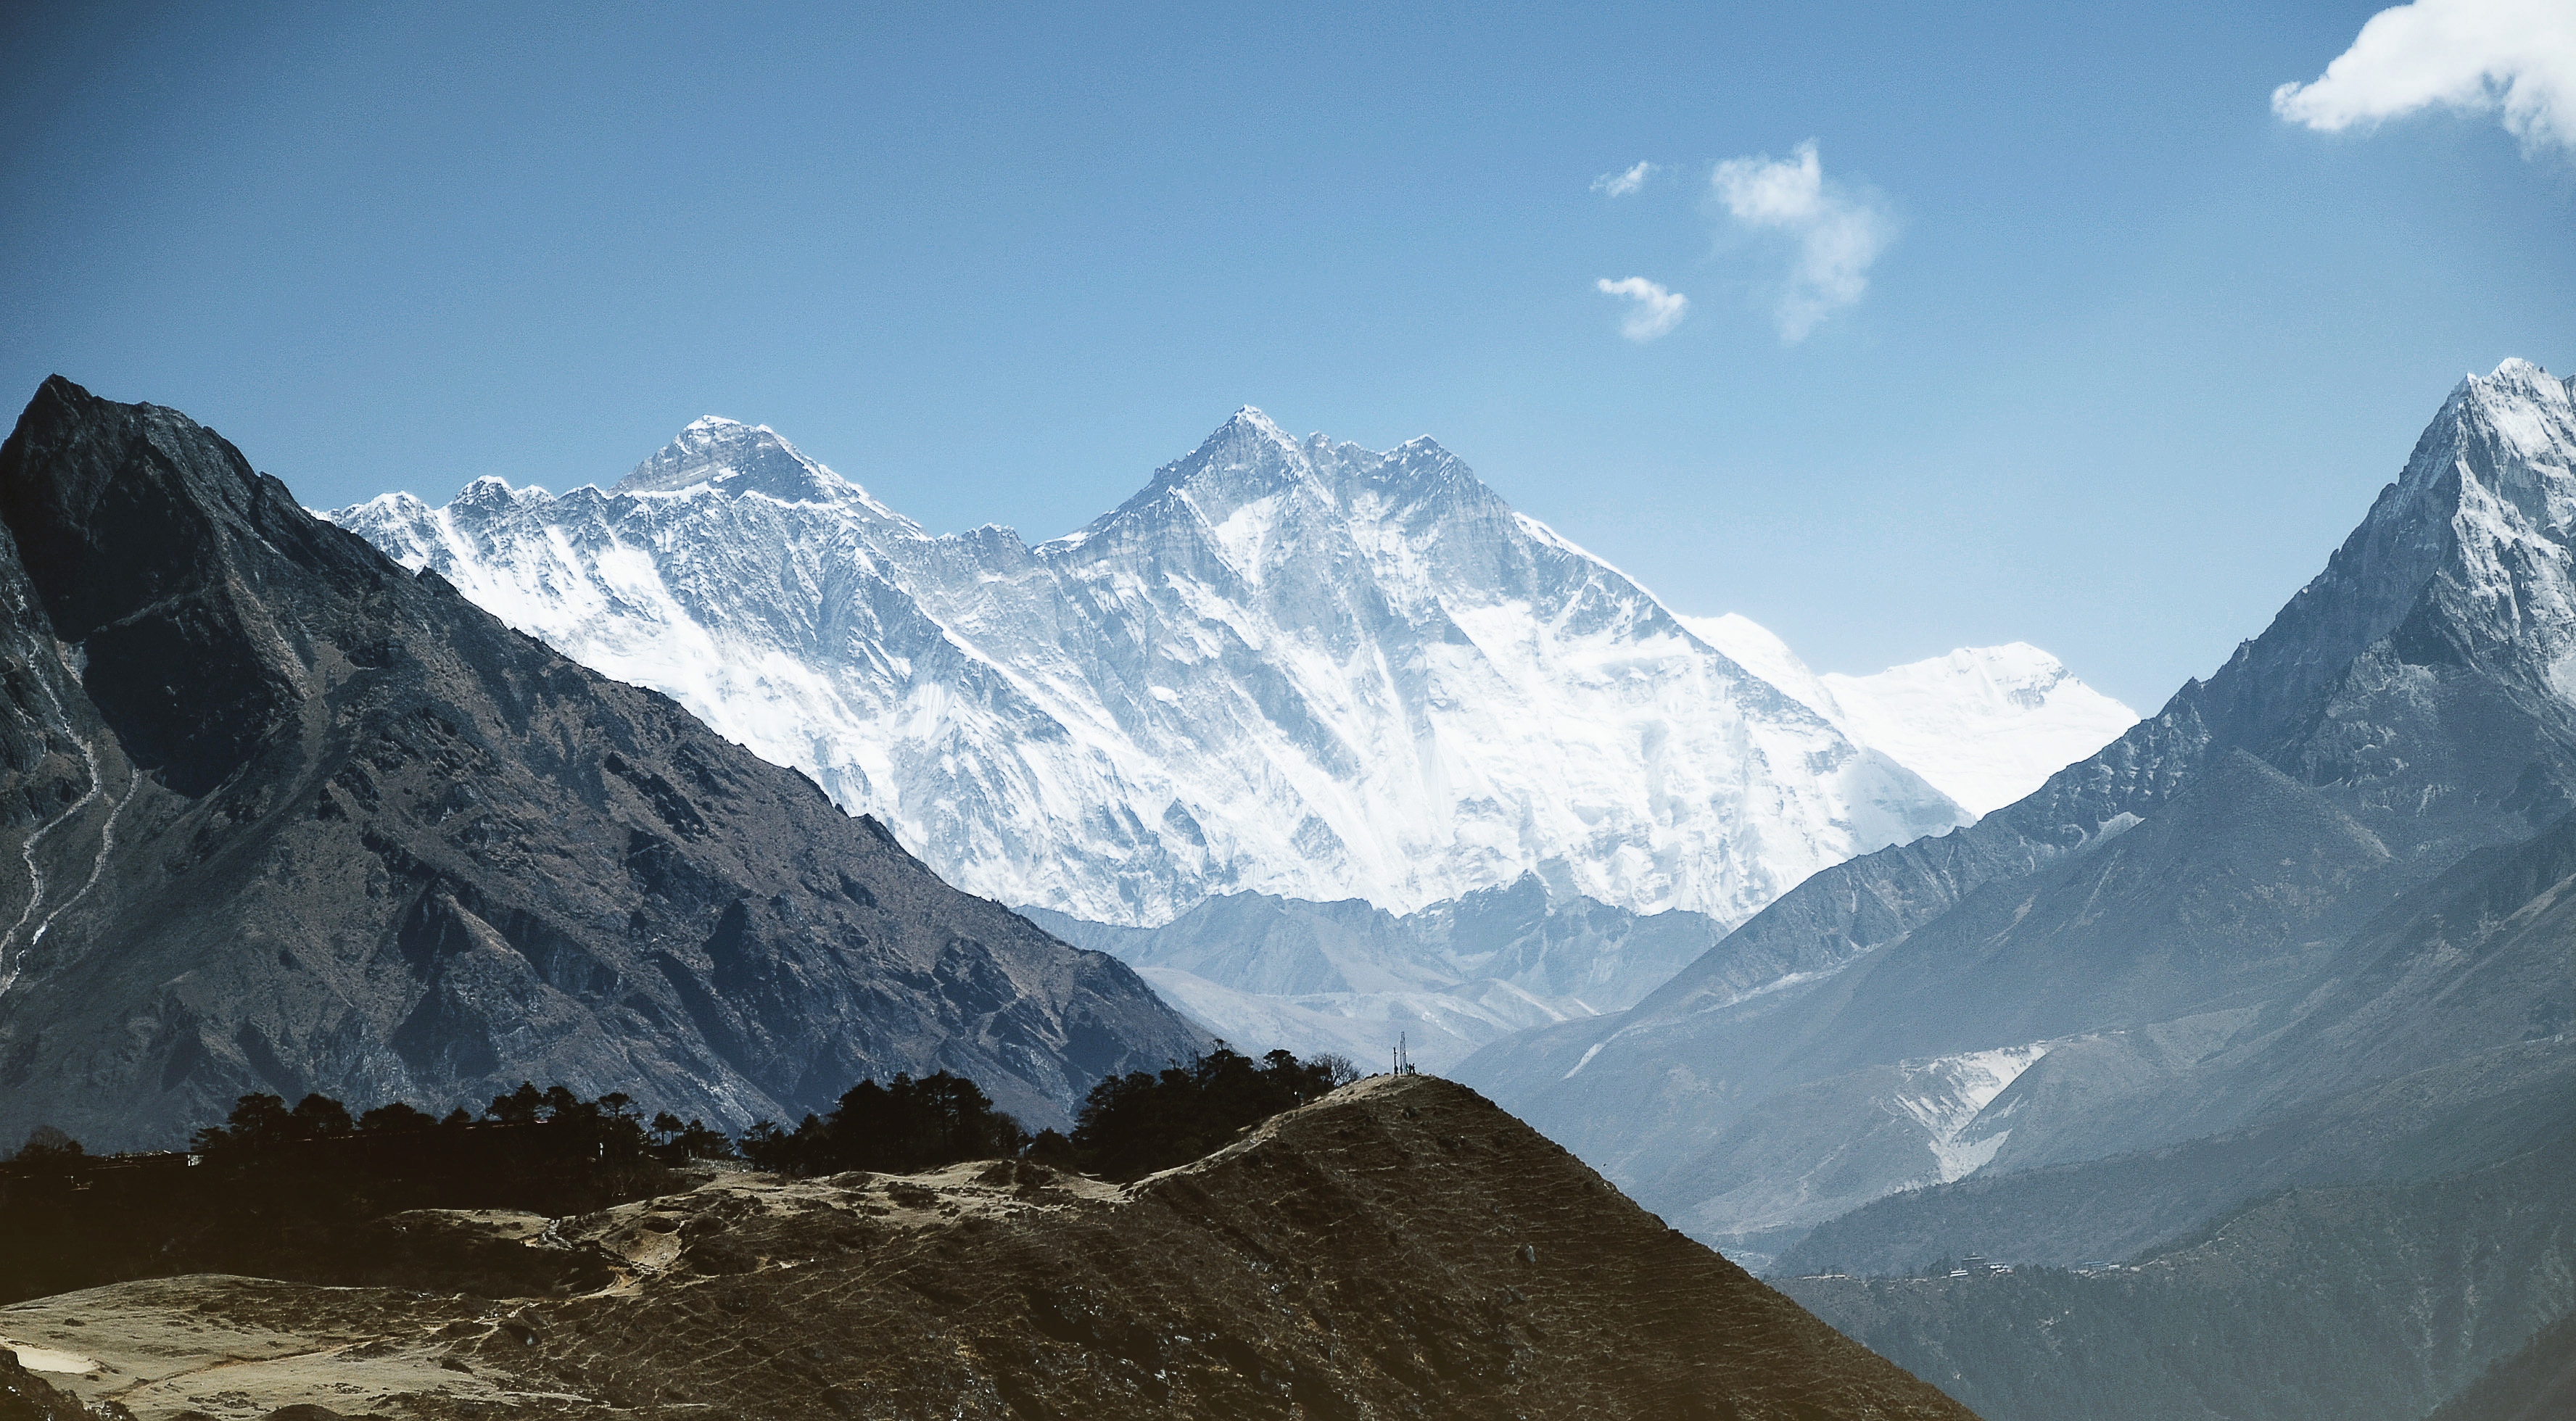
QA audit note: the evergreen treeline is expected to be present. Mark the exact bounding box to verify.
[738,1070,1028,1174]
[734,1047,1358,1182]
[178,1082,737,1166]
[0,1082,721,1304]
[2,1047,1361,1302]
[1041,1045,1357,1181]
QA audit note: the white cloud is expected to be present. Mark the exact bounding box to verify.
[1595,276,1689,341]
[1709,141,1894,341]
[2272,0,2576,155]
[1592,161,1659,197]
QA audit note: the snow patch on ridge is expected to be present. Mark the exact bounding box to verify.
[1892,1041,2055,1183]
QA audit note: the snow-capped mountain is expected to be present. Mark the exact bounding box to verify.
[1464,358,2576,1269]
[1683,616,2137,816]
[336,410,1971,928]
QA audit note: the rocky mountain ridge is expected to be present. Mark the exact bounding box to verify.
[1783,1121,2576,1421]
[0,378,1202,1150]
[1461,358,2576,1270]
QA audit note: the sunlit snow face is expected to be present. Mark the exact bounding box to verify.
[331,407,2028,935]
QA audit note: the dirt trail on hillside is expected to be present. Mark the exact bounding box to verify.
[12,1077,1975,1420]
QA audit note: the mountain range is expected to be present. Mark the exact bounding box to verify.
[0,378,1202,1151]
[334,410,2132,935]
[1023,875,1730,1070]
[1456,355,2576,1315]
[332,407,2133,1072]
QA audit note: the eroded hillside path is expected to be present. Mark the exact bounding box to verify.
[10,1077,1976,1420]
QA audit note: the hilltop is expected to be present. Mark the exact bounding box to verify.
[1,1075,1973,1420]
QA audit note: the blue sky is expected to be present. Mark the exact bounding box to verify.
[2,1,2567,708]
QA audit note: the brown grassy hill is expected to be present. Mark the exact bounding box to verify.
[2,1076,1974,1420]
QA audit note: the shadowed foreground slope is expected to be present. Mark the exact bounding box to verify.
[4,1077,1975,1421]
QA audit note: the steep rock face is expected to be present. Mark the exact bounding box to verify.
[0,379,1202,1148]
[335,409,1967,928]
[9,1077,1980,1421]
[1462,360,2576,1264]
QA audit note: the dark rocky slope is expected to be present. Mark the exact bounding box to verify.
[4,1075,1978,1421]
[2424,1311,2576,1421]
[1780,1127,2576,1421]
[1775,1038,2576,1277]
[1771,787,2576,1276]
[0,378,1201,1148]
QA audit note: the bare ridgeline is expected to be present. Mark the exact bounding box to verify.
[0,381,1970,1417]
[1,1075,1970,1420]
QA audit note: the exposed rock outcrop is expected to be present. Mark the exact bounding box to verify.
[0,378,1202,1148]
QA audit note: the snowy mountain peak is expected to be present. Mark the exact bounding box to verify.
[335,412,2003,927]
[1204,405,1301,461]
[1097,407,1320,528]
[2455,356,2563,404]
[614,414,911,522]
[450,473,553,510]
[2340,356,2576,581]
[2427,359,2573,478]
[1819,644,2137,816]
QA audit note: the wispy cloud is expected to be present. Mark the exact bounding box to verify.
[1709,141,1894,341]
[1591,161,1659,197]
[1595,277,1689,341]
[2272,0,2576,155]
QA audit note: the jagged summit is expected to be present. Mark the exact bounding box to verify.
[1089,409,1475,537]
[1463,359,2576,1269]
[614,414,909,521]
[1083,405,1321,531]
[2408,357,2574,515]
[2184,355,2576,758]
[1222,402,1288,436]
